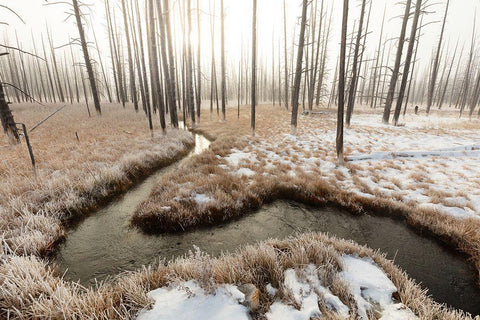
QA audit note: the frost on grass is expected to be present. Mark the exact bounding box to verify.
[0,104,195,255]
[138,255,417,320]
[267,264,349,320]
[137,280,250,320]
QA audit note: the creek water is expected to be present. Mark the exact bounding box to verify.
[55,134,480,316]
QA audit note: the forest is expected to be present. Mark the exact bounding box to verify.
[1,0,480,319]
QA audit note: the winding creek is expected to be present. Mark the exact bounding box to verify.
[55,131,480,316]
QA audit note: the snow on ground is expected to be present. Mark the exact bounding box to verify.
[138,259,415,320]
[215,116,480,220]
[224,149,258,166]
[137,280,250,320]
[340,255,416,319]
[267,264,349,320]
[193,193,214,204]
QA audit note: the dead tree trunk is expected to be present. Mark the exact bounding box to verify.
[370,6,386,109]
[220,0,226,120]
[0,83,19,144]
[196,0,202,120]
[148,0,165,130]
[438,41,458,110]
[283,0,289,110]
[290,0,308,135]
[157,0,178,128]
[345,0,366,127]
[251,0,257,135]
[121,0,138,111]
[382,0,411,123]
[426,0,449,115]
[72,0,101,115]
[460,16,476,117]
[403,15,424,115]
[393,0,422,125]
[337,0,349,165]
[185,0,196,126]
[163,0,179,128]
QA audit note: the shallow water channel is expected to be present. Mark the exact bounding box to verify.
[55,133,480,316]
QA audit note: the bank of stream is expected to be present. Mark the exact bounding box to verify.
[55,132,480,316]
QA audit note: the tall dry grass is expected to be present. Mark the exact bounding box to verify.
[134,105,480,286]
[0,233,472,319]
[0,103,194,255]
[0,103,478,319]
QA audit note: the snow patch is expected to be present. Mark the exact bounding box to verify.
[224,149,258,167]
[339,255,417,319]
[236,168,256,177]
[137,280,250,320]
[193,193,213,204]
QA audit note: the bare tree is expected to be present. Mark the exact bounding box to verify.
[196,0,202,121]
[460,16,476,117]
[283,0,289,110]
[393,0,422,125]
[337,0,349,164]
[220,0,227,120]
[290,0,308,135]
[121,0,138,111]
[251,0,257,136]
[426,0,449,115]
[72,0,101,114]
[148,0,165,130]
[345,0,367,127]
[157,0,178,128]
[382,0,412,123]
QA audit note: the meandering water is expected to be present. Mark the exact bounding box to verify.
[55,132,480,316]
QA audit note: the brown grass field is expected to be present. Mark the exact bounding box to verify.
[0,103,479,319]
[134,104,480,284]
[0,103,194,255]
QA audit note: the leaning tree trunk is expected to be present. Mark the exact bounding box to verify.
[382,0,412,123]
[290,0,308,135]
[393,0,422,125]
[72,0,101,115]
[0,83,19,144]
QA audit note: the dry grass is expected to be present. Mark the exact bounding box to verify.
[0,103,194,255]
[1,103,479,319]
[133,105,480,287]
[0,233,472,319]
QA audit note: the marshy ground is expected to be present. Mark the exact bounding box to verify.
[1,103,479,319]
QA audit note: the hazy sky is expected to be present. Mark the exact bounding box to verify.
[1,0,478,78]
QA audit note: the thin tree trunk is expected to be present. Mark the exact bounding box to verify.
[345,0,366,127]
[196,0,202,120]
[251,0,257,135]
[283,0,289,110]
[290,0,308,135]
[148,0,165,130]
[337,0,349,165]
[393,0,422,125]
[220,0,226,120]
[426,0,449,114]
[382,0,411,123]
[72,0,101,114]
